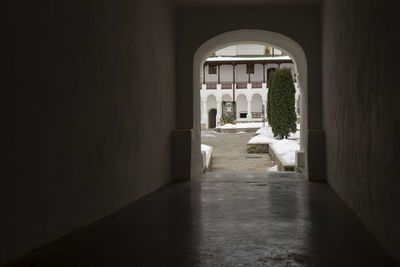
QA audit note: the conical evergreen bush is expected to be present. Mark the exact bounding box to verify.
[268,68,297,139]
[267,70,274,124]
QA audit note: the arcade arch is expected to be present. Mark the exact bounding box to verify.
[236,94,248,119]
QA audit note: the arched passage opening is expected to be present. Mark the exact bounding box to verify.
[208,109,217,128]
[206,95,217,128]
[192,29,316,179]
[251,94,263,119]
[236,94,248,119]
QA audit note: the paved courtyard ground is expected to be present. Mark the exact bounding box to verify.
[201,130,275,172]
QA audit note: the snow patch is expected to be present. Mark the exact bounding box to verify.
[201,131,216,137]
[201,144,212,155]
[248,124,300,166]
[267,165,278,172]
[201,144,213,171]
[271,139,299,166]
[207,56,291,62]
[248,134,275,144]
[255,125,275,138]
[219,122,263,129]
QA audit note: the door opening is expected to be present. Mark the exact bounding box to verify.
[208,109,217,128]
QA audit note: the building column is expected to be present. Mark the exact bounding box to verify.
[262,96,267,121]
[203,64,206,84]
[232,62,236,101]
[247,99,252,120]
[217,65,222,90]
[202,99,207,124]
[217,64,220,84]
[216,100,222,126]
[263,64,266,83]
[248,64,251,83]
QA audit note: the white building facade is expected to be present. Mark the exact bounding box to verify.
[200,52,299,129]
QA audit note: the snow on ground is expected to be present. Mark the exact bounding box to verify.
[271,139,299,165]
[267,165,278,172]
[207,56,291,62]
[248,124,300,166]
[201,144,213,171]
[247,134,275,144]
[201,131,216,137]
[201,144,212,156]
[287,129,300,141]
[219,122,264,129]
[255,125,275,138]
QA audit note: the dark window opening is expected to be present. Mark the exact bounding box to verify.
[208,65,217,74]
[246,64,254,74]
[240,112,247,118]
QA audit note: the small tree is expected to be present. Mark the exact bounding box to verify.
[267,70,275,124]
[268,68,297,139]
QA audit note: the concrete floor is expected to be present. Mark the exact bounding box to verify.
[202,131,275,172]
[7,172,399,266]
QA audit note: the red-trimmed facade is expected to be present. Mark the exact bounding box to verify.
[200,56,298,129]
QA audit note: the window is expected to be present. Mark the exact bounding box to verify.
[240,112,247,118]
[208,65,217,74]
[246,64,254,74]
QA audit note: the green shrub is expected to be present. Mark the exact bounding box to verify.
[268,68,297,139]
[220,112,236,125]
[267,70,275,123]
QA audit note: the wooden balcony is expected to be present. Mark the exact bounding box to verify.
[252,112,262,118]
[221,82,232,89]
[236,82,247,89]
[206,82,217,89]
[200,81,266,90]
[252,81,263,88]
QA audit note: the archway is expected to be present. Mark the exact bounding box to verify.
[236,94,248,119]
[193,29,311,179]
[206,95,217,128]
[208,109,217,128]
[251,94,263,119]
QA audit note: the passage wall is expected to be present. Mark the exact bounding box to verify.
[5,1,175,263]
[322,0,400,261]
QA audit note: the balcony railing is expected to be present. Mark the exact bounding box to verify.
[236,82,247,89]
[252,112,262,118]
[201,81,266,90]
[252,81,263,88]
[221,82,232,89]
[206,82,217,89]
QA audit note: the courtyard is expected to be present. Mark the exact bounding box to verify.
[201,130,275,172]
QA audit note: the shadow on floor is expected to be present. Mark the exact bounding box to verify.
[6,172,399,266]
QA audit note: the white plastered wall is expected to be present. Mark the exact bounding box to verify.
[251,94,263,113]
[236,94,248,114]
